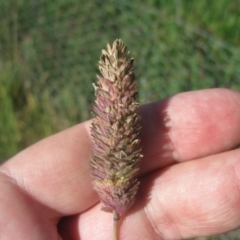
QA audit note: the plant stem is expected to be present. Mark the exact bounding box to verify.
[113,210,120,240]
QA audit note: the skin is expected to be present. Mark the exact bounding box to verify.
[1,88,240,239]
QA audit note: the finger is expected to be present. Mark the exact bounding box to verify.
[140,88,240,172]
[1,122,97,217]
[0,173,59,239]
[62,148,240,239]
[1,88,240,218]
[141,148,240,239]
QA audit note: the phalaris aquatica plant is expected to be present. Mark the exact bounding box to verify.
[90,39,142,240]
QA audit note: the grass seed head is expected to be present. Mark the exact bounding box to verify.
[90,39,142,217]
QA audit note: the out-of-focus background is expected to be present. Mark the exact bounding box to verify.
[1,0,240,238]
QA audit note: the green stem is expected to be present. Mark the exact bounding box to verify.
[113,211,120,240]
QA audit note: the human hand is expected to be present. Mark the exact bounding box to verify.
[1,88,240,239]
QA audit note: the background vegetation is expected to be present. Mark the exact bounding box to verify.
[1,0,240,238]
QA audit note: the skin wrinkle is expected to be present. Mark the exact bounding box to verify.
[232,158,240,226]
[3,145,58,197]
[144,198,169,240]
[1,123,97,216]
[140,149,240,239]
[233,159,240,195]
[183,188,236,233]
[181,164,225,231]
[190,153,240,236]
[13,152,62,207]
[143,172,182,240]
[0,173,59,240]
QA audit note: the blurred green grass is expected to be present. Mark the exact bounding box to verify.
[1,0,240,239]
[1,0,240,161]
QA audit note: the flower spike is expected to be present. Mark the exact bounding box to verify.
[90,39,142,240]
